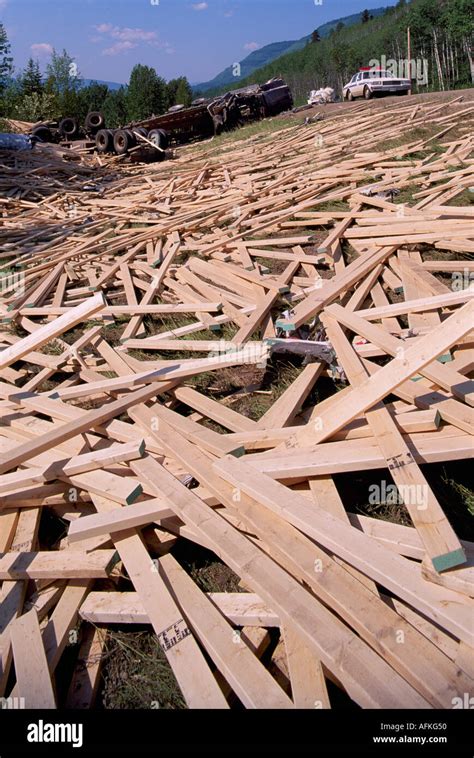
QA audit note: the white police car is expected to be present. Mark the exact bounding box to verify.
[343,68,411,100]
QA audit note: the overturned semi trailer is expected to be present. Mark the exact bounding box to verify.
[29,78,293,157]
[98,77,293,155]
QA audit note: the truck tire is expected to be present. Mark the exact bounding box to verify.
[59,117,79,139]
[31,124,53,143]
[113,129,136,155]
[363,86,373,100]
[134,127,148,139]
[148,129,169,149]
[95,129,114,153]
[85,111,105,135]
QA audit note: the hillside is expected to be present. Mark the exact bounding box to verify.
[193,6,388,93]
[82,79,124,91]
[192,40,304,93]
[203,0,473,103]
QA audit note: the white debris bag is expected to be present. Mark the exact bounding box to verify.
[307,87,335,105]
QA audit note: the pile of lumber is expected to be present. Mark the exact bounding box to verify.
[0,95,473,710]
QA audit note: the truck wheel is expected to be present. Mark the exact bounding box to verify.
[113,129,136,155]
[148,129,169,149]
[85,111,105,135]
[363,86,373,100]
[134,127,148,139]
[31,125,53,143]
[59,117,79,140]
[95,129,114,153]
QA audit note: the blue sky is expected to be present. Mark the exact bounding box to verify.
[1,0,396,84]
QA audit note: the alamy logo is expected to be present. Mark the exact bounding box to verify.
[0,696,25,709]
[451,693,474,709]
[368,55,429,84]
[368,481,428,509]
[27,720,83,748]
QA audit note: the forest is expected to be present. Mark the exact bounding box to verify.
[204,0,473,103]
[0,43,194,128]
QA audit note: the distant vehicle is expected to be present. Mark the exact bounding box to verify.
[343,68,410,100]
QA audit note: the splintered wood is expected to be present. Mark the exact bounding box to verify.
[0,95,473,710]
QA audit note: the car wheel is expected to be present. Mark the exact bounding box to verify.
[363,86,373,100]
[346,90,354,102]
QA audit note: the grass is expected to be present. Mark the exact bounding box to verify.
[100,629,186,710]
[393,184,419,205]
[373,125,442,154]
[185,116,299,159]
[445,480,474,517]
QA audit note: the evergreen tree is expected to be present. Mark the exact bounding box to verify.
[174,77,193,107]
[78,81,109,121]
[20,58,43,97]
[311,30,321,44]
[45,49,82,116]
[0,23,13,95]
[126,64,166,121]
[361,10,371,23]
[102,86,128,128]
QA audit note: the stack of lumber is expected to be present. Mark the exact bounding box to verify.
[0,95,473,710]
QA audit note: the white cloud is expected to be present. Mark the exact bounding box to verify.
[192,2,208,10]
[94,23,113,33]
[244,42,260,51]
[31,43,53,56]
[94,24,174,56]
[102,40,135,56]
[111,27,157,42]
[93,25,157,42]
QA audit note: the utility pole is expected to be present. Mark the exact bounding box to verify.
[407,27,412,95]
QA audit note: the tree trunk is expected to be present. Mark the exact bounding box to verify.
[464,38,474,84]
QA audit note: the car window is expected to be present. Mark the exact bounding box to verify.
[350,75,357,83]
[356,73,362,81]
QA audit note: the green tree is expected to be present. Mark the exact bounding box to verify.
[361,9,371,23]
[311,29,321,43]
[167,76,193,108]
[0,23,13,95]
[126,64,166,121]
[102,86,128,128]
[78,82,109,121]
[20,58,43,97]
[174,77,193,107]
[15,91,56,121]
[44,48,82,116]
